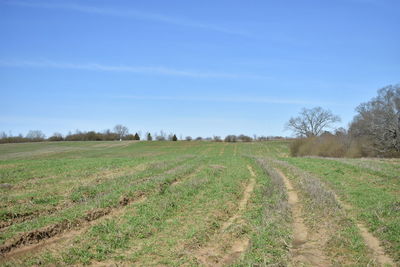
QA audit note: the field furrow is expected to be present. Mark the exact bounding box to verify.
[0,140,398,266]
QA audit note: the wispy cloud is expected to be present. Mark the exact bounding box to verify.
[0,59,267,79]
[2,1,249,36]
[114,95,317,105]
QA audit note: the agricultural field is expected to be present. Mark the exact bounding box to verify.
[0,141,399,266]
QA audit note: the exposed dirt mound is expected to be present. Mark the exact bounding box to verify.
[0,207,62,231]
[0,220,73,255]
[84,208,112,221]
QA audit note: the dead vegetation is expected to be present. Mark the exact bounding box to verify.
[257,159,329,266]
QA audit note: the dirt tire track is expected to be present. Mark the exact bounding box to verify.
[0,193,148,264]
[194,165,256,266]
[0,159,191,232]
[0,164,202,262]
[333,194,395,266]
[275,168,330,267]
[0,192,146,260]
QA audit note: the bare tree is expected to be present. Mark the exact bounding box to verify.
[0,131,7,139]
[26,130,46,141]
[286,107,341,137]
[349,85,400,154]
[114,124,129,140]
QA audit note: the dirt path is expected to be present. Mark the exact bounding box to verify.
[194,165,256,266]
[333,195,395,266]
[275,168,329,267]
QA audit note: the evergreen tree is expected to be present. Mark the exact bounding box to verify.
[172,134,178,141]
[147,133,152,141]
[134,133,140,140]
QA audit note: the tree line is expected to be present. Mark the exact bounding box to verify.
[0,125,285,144]
[287,84,400,157]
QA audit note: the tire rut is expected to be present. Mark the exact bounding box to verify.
[0,165,201,261]
[0,193,146,261]
[193,165,256,266]
[275,168,330,267]
[333,194,395,266]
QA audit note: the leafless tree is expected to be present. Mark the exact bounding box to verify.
[0,131,7,139]
[286,107,341,137]
[349,85,400,154]
[26,130,46,140]
[114,124,129,140]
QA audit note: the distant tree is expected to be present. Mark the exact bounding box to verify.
[26,130,45,141]
[134,133,140,140]
[237,134,253,142]
[0,131,7,139]
[185,136,192,141]
[349,84,400,154]
[154,130,167,141]
[114,124,129,140]
[257,136,269,141]
[125,134,135,140]
[101,129,117,141]
[172,134,178,141]
[87,131,102,141]
[213,136,222,142]
[147,133,152,141]
[224,135,237,142]
[286,107,341,137]
[48,132,64,141]
[195,137,203,141]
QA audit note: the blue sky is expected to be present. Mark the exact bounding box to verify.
[0,0,399,138]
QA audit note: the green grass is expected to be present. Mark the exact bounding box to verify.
[283,157,400,262]
[0,140,399,266]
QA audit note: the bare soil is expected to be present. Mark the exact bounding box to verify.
[193,165,256,266]
[275,168,330,267]
[0,193,146,260]
[333,193,395,266]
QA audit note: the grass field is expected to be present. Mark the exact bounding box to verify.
[0,141,398,266]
